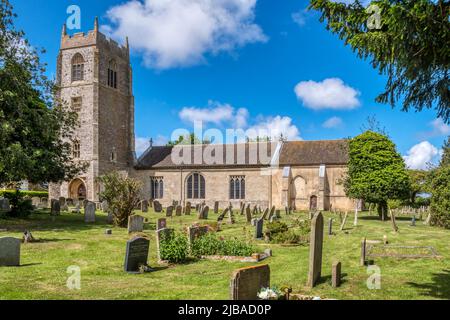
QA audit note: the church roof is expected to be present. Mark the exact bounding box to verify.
[135,139,349,170]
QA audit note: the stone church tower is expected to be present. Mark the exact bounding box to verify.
[49,18,135,201]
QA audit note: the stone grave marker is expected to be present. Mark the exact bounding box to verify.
[254,218,264,239]
[50,199,60,216]
[185,202,191,215]
[230,264,270,300]
[128,215,144,233]
[0,198,10,211]
[246,206,252,223]
[332,261,341,288]
[157,218,167,230]
[328,218,333,235]
[155,228,174,261]
[188,225,209,249]
[307,211,324,288]
[175,205,182,216]
[101,200,109,212]
[262,208,269,220]
[84,201,96,223]
[107,211,114,224]
[31,197,40,208]
[124,237,150,273]
[227,208,235,224]
[198,206,209,220]
[252,205,258,216]
[360,238,367,266]
[339,212,348,231]
[0,237,20,266]
[59,197,66,207]
[166,206,173,217]
[141,200,149,213]
[275,210,281,219]
[268,206,275,220]
[411,216,416,226]
[218,208,228,222]
[214,201,219,214]
[154,201,162,213]
[240,203,245,215]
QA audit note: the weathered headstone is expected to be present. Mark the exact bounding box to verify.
[66,198,74,207]
[184,202,191,215]
[188,225,209,248]
[198,206,209,220]
[31,197,41,208]
[106,211,114,224]
[268,206,275,220]
[101,200,109,212]
[154,200,162,213]
[339,212,348,231]
[0,198,10,211]
[166,206,173,217]
[252,205,258,216]
[328,218,333,236]
[50,199,60,216]
[128,215,144,233]
[246,206,252,223]
[411,215,416,226]
[332,261,341,288]
[230,264,270,300]
[124,237,150,273]
[254,218,264,239]
[0,237,20,266]
[360,238,367,266]
[157,218,167,230]
[218,208,228,222]
[227,208,235,224]
[175,205,182,216]
[262,208,269,220]
[307,212,324,287]
[59,197,66,207]
[275,209,281,219]
[141,200,149,213]
[155,228,174,261]
[214,201,219,214]
[84,201,96,223]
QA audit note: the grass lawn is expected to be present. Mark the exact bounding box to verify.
[0,208,449,300]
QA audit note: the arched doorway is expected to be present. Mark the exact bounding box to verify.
[69,178,87,200]
[309,195,318,211]
[290,176,306,210]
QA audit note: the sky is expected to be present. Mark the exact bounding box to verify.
[11,0,448,169]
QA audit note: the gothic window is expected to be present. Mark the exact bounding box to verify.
[151,177,164,199]
[71,53,85,82]
[108,60,117,89]
[72,140,81,159]
[71,97,82,112]
[186,173,205,199]
[229,176,245,199]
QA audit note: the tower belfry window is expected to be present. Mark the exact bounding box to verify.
[108,60,117,89]
[71,53,85,82]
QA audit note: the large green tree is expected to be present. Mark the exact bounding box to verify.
[309,0,449,123]
[407,169,428,204]
[344,131,411,220]
[0,0,84,186]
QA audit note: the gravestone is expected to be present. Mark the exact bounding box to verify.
[246,206,252,223]
[128,215,144,233]
[141,200,149,213]
[227,208,235,224]
[84,202,96,223]
[411,216,416,226]
[198,206,209,220]
[175,205,182,216]
[107,211,114,224]
[254,218,264,239]
[268,206,275,220]
[155,228,174,261]
[41,198,48,208]
[332,261,341,288]
[262,208,269,220]
[185,202,191,215]
[339,212,348,231]
[124,237,150,273]
[195,204,200,212]
[360,238,366,266]
[0,237,20,266]
[230,264,270,300]
[0,198,10,211]
[218,208,228,222]
[153,201,162,213]
[66,198,74,207]
[101,200,109,212]
[307,212,324,288]
[214,201,219,214]
[31,197,40,208]
[252,205,258,216]
[328,218,333,235]
[240,203,245,215]
[157,218,167,230]
[50,199,60,216]
[188,225,209,247]
[166,206,173,217]
[275,210,281,219]
[59,197,66,207]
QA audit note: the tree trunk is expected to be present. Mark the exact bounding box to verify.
[377,201,388,221]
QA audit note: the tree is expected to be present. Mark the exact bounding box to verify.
[309,0,450,123]
[0,0,85,187]
[408,169,428,204]
[427,166,450,229]
[97,172,142,227]
[344,131,411,220]
[166,133,210,146]
[440,136,450,167]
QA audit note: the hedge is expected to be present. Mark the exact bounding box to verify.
[0,190,48,198]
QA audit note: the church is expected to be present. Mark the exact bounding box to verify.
[49,19,355,211]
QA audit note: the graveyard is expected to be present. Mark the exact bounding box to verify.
[1,205,449,300]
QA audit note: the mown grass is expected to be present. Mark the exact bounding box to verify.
[0,208,449,300]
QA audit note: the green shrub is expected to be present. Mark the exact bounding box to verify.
[0,190,48,198]
[191,233,255,257]
[266,220,310,245]
[2,190,34,218]
[159,231,189,263]
[428,166,450,229]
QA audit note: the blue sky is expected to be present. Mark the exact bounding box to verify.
[11,0,448,169]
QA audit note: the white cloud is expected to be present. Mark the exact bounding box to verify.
[403,141,440,170]
[102,0,267,69]
[247,115,301,141]
[292,9,307,27]
[135,136,151,155]
[429,118,450,136]
[322,116,343,128]
[179,101,236,125]
[294,78,361,110]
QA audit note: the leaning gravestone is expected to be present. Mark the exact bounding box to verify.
[268,206,275,220]
[128,215,144,234]
[0,237,20,266]
[214,201,219,214]
[166,206,173,217]
[175,205,182,216]
[218,208,228,222]
[141,200,149,213]
[307,211,324,288]
[262,208,269,220]
[254,218,264,239]
[50,199,60,216]
[230,264,270,300]
[84,202,96,223]
[198,206,209,220]
[227,209,235,224]
[124,237,150,273]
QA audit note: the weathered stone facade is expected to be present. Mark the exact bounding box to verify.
[49,21,355,211]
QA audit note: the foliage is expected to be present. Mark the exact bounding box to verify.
[344,131,411,219]
[2,189,33,217]
[427,165,450,229]
[97,172,142,228]
[0,190,48,198]
[309,0,450,123]
[265,220,310,245]
[0,0,87,185]
[440,136,450,167]
[191,233,255,257]
[159,231,189,263]
[167,133,210,146]
[408,170,429,203]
